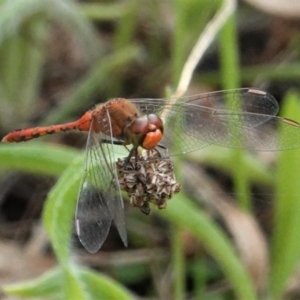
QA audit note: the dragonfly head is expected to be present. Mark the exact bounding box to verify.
[125,114,164,149]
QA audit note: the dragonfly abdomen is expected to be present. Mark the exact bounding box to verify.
[1,111,93,143]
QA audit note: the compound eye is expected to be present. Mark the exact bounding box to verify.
[147,114,163,130]
[130,116,149,134]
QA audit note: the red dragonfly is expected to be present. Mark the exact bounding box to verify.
[2,88,300,252]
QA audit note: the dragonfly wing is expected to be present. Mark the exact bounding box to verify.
[159,102,298,152]
[130,88,279,117]
[248,116,300,151]
[159,104,290,154]
[168,102,300,151]
[97,111,128,247]
[75,116,127,253]
[76,179,112,253]
[181,88,279,117]
[129,89,297,153]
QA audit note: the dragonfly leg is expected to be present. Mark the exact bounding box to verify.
[101,138,124,146]
[123,147,138,169]
[153,144,169,159]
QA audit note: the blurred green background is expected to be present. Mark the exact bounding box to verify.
[1,0,300,299]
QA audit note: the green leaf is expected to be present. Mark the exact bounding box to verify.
[64,267,89,300]
[78,267,134,300]
[160,193,257,300]
[48,265,134,300]
[270,91,300,299]
[3,267,63,298]
[0,142,79,176]
[2,265,134,300]
[43,154,84,264]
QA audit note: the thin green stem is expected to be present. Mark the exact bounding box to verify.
[172,226,185,300]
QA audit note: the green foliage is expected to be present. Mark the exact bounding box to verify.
[3,268,64,298]
[43,154,83,264]
[3,265,134,300]
[1,0,300,299]
[162,193,257,299]
[0,0,99,129]
[0,143,79,175]
[270,92,300,299]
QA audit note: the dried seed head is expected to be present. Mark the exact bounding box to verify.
[116,149,181,214]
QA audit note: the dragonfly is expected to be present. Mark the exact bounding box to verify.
[2,88,300,253]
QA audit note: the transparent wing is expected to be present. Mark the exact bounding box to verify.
[101,111,127,246]
[130,88,279,117]
[129,88,300,153]
[75,115,127,253]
